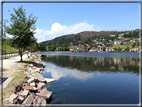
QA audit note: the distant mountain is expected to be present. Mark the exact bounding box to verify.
[41,30,131,47]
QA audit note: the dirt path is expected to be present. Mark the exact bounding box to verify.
[3,54,29,77]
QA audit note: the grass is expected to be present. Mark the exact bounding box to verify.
[2,42,18,54]
[112,44,134,49]
[3,71,27,104]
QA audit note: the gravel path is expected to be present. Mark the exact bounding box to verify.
[3,54,29,77]
[3,54,28,69]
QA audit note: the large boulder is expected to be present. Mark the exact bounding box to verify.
[44,78,56,83]
[36,89,52,100]
[8,94,18,104]
[21,90,29,98]
[23,86,34,90]
[22,93,35,105]
[37,82,46,90]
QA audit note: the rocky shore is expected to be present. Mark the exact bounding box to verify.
[4,53,55,105]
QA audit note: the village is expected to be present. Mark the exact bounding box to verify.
[68,33,140,53]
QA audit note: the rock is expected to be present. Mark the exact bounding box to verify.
[17,96,25,104]
[37,82,46,90]
[41,98,46,105]
[27,77,36,84]
[15,86,22,92]
[22,94,34,105]
[21,90,29,98]
[29,64,33,67]
[32,66,37,70]
[25,68,29,72]
[30,93,36,99]
[44,78,56,83]
[23,86,33,90]
[26,75,33,79]
[31,69,40,74]
[40,68,44,71]
[31,73,45,81]
[33,87,38,91]
[37,97,46,105]
[33,96,39,104]
[8,94,18,104]
[23,82,28,86]
[30,82,36,87]
[36,89,52,100]
[36,65,42,68]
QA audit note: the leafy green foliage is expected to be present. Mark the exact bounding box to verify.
[123,31,139,38]
[5,5,37,61]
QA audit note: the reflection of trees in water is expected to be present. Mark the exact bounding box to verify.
[41,55,139,74]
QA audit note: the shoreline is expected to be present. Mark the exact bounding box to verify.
[38,51,139,54]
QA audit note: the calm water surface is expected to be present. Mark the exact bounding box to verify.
[40,53,139,104]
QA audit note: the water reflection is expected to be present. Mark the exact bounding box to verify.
[45,63,94,80]
[42,55,139,75]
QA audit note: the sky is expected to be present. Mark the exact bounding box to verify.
[3,2,139,43]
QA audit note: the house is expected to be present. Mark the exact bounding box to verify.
[134,47,139,51]
[89,49,95,52]
[76,46,82,50]
[121,47,125,51]
[110,35,115,37]
[46,46,48,50]
[114,40,118,45]
[106,47,111,52]
[69,46,76,52]
[132,40,135,43]
[129,39,133,43]
[124,40,130,44]
[97,45,103,52]
[82,44,89,52]
[111,47,116,51]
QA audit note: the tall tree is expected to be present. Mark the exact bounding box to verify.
[5,5,38,61]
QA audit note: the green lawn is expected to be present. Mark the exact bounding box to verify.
[112,44,139,49]
[2,42,18,54]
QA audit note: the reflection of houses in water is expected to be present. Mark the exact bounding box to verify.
[132,60,136,65]
[56,55,58,59]
[124,60,129,66]
[130,60,133,65]
[113,58,117,64]
[69,56,74,61]
[138,61,140,66]
[109,59,113,65]
[117,59,121,64]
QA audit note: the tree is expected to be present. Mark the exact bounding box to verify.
[117,47,121,52]
[5,5,38,61]
[26,37,37,54]
[126,46,129,52]
[132,43,136,48]
[103,47,105,51]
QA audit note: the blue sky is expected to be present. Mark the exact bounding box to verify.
[3,3,139,42]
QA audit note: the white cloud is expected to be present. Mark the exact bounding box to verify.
[34,22,97,43]
[46,64,94,81]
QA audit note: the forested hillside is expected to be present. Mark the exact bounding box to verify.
[41,30,131,47]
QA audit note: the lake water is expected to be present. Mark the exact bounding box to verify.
[40,53,139,104]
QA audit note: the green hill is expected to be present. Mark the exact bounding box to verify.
[2,42,18,54]
[41,31,120,47]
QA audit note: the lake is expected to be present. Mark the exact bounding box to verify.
[40,52,139,104]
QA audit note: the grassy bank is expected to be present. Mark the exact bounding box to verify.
[2,42,18,54]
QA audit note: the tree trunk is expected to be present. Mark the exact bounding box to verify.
[19,48,23,61]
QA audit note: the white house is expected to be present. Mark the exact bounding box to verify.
[110,35,115,37]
